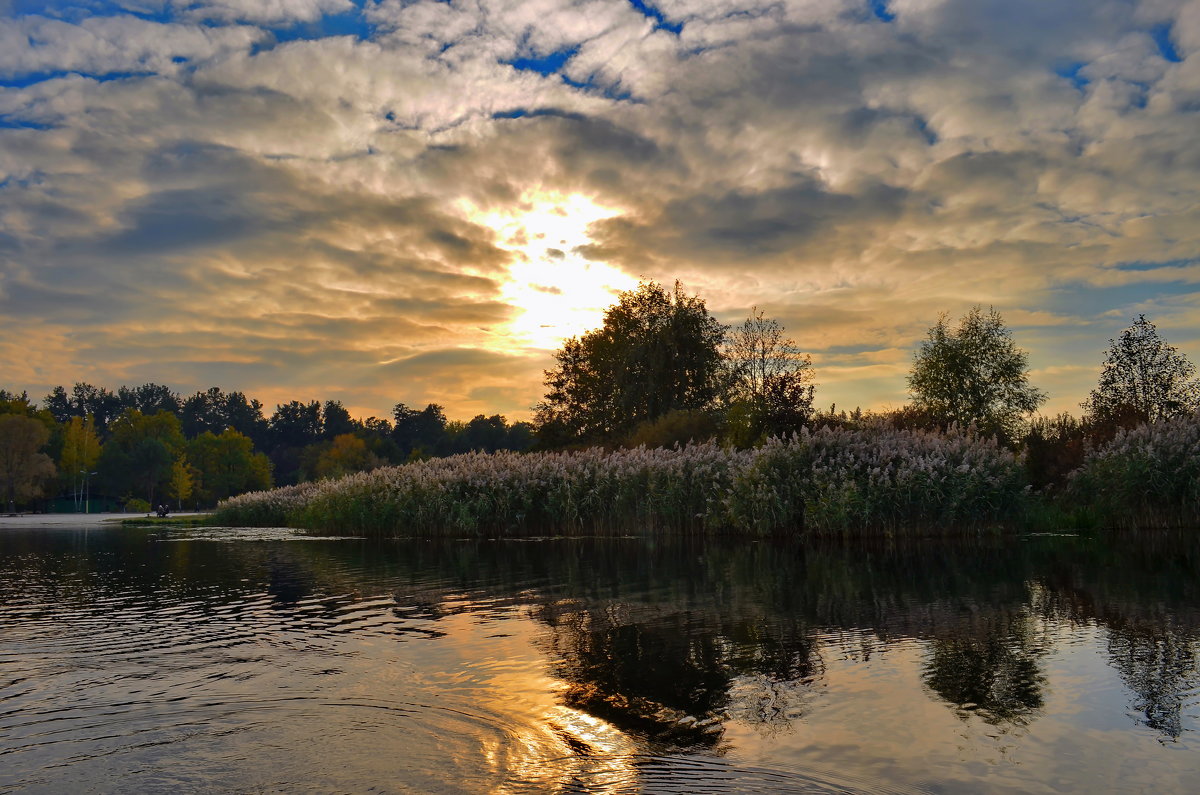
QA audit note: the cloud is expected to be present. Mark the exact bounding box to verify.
[1,0,1198,421]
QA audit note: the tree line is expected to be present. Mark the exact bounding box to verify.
[3,279,1198,513]
[0,386,534,513]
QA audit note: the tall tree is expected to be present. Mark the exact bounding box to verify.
[1082,315,1200,425]
[392,402,448,457]
[908,306,1045,440]
[59,415,102,511]
[724,309,816,441]
[99,409,186,505]
[187,429,272,504]
[69,383,123,435]
[0,414,57,513]
[535,281,726,444]
[322,400,357,439]
[118,383,181,416]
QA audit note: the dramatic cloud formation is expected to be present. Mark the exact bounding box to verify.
[2,0,1198,420]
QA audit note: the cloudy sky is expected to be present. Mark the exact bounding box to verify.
[2,0,1198,422]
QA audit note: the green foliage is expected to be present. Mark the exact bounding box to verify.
[187,428,273,505]
[1082,315,1200,425]
[908,307,1045,442]
[100,409,186,504]
[536,281,726,445]
[125,497,152,514]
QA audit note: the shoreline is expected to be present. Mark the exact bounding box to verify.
[0,512,209,529]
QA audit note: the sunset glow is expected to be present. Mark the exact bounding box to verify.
[1,0,1197,420]
[471,194,638,350]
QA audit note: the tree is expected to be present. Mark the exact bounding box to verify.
[723,309,816,442]
[392,402,448,457]
[187,429,272,504]
[167,456,197,510]
[118,383,181,416]
[908,306,1045,440]
[313,433,384,480]
[322,400,357,439]
[1082,315,1200,425]
[59,415,101,511]
[0,414,57,513]
[99,409,186,505]
[535,281,726,444]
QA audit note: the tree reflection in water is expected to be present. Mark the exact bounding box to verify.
[3,527,1198,753]
[921,613,1046,725]
[1108,621,1199,739]
[537,601,823,746]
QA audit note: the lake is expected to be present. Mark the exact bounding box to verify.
[1,525,1198,793]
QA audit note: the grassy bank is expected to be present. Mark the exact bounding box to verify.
[214,424,1032,537]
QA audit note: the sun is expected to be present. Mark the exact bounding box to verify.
[469,193,638,350]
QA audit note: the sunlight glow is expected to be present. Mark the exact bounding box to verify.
[470,193,638,350]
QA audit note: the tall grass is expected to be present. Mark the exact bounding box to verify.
[1067,411,1200,529]
[215,423,1028,537]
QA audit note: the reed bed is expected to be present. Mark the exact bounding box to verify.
[1067,411,1200,529]
[215,423,1029,537]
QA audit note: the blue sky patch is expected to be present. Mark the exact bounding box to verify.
[1054,61,1090,91]
[507,46,580,76]
[0,70,156,88]
[0,116,54,130]
[1151,23,1182,63]
[869,0,896,23]
[628,0,683,34]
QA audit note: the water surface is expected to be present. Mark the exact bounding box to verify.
[2,527,1198,793]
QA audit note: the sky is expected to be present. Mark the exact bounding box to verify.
[1,0,1198,422]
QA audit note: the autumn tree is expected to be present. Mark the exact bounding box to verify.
[908,306,1045,440]
[1082,315,1200,425]
[59,415,101,511]
[0,414,57,513]
[167,456,198,510]
[535,281,726,445]
[313,433,384,480]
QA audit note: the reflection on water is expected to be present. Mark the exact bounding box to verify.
[1,528,1199,792]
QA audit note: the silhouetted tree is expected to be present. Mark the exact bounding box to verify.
[392,402,448,457]
[322,400,357,439]
[118,383,181,415]
[723,309,816,443]
[535,281,726,445]
[1082,315,1200,425]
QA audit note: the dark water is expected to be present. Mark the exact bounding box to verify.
[2,527,1199,793]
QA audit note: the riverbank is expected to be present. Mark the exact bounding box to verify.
[214,414,1200,538]
[0,512,210,529]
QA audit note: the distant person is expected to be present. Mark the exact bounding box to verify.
[157,504,169,518]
